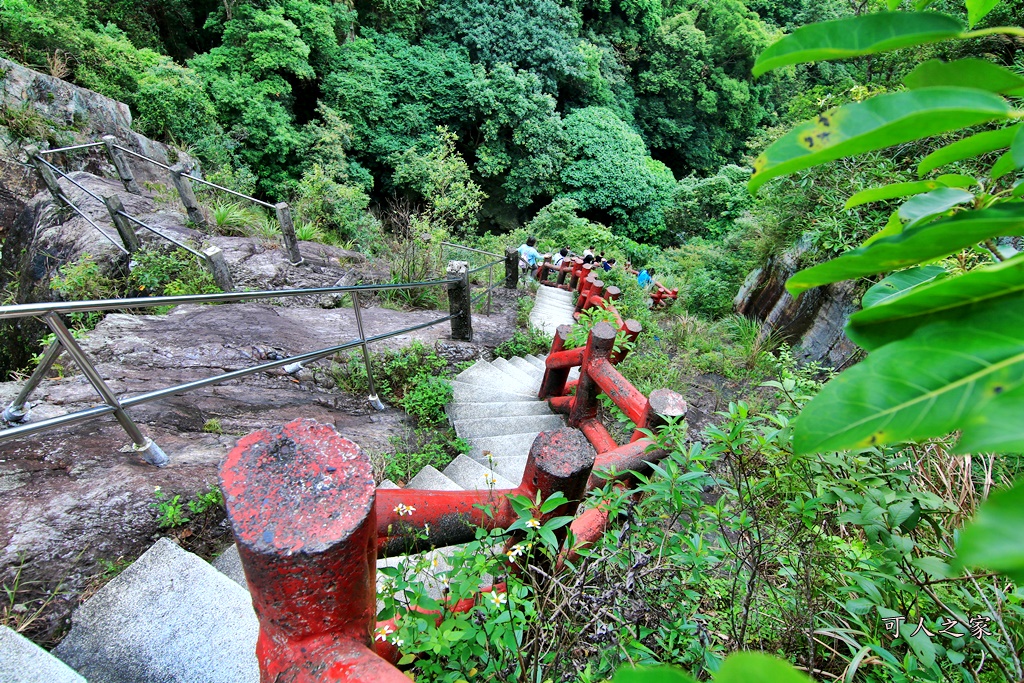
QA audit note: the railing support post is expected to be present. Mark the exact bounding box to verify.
[2,339,63,424]
[275,202,304,266]
[504,247,519,289]
[170,163,207,229]
[351,291,386,411]
[221,418,408,683]
[102,195,141,253]
[446,260,472,341]
[26,145,63,204]
[203,246,234,292]
[43,312,167,466]
[539,324,572,399]
[568,322,616,428]
[102,135,141,194]
[631,388,688,443]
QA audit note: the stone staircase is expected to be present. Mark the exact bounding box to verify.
[8,289,582,683]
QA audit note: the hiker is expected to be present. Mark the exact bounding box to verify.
[582,245,594,259]
[637,266,655,288]
[553,247,569,267]
[603,257,616,272]
[582,253,595,266]
[518,236,542,279]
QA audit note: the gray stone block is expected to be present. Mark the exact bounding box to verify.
[53,538,259,683]
[482,454,529,483]
[508,356,544,380]
[0,626,85,683]
[490,358,541,392]
[469,432,541,461]
[446,400,551,422]
[452,381,537,404]
[443,454,517,490]
[524,354,547,370]
[530,301,575,316]
[378,479,400,489]
[536,288,573,302]
[407,465,462,491]
[455,361,536,396]
[454,414,564,440]
[212,544,247,589]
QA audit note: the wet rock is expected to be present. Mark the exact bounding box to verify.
[434,340,480,365]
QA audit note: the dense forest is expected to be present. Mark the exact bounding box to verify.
[4,0,1024,681]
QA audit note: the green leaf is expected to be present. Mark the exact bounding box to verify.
[845,597,876,615]
[793,293,1024,455]
[912,555,950,579]
[990,149,1017,180]
[752,12,963,77]
[887,0,900,9]
[955,479,1024,582]
[965,0,1002,27]
[787,204,1024,295]
[613,665,697,683]
[715,653,814,683]
[861,211,905,247]
[849,255,1024,349]
[918,124,1021,176]
[750,88,1009,194]
[845,180,947,209]
[861,265,947,309]
[904,58,1024,94]
[898,187,974,222]
[1012,125,1024,169]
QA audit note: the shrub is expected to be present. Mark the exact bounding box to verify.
[493,328,551,359]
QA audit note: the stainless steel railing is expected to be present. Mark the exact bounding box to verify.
[441,242,503,315]
[0,276,471,466]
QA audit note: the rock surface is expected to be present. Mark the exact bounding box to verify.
[734,235,860,367]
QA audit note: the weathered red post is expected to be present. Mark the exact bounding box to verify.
[539,324,574,399]
[610,319,642,365]
[569,322,616,427]
[221,418,408,683]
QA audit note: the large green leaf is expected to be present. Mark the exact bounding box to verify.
[715,653,813,683]
[786,204,1024,295]
[860,265,948,309]
[904,58,1024,94]
[792,294,1024,455]
[1011,124,1024,169]
[954,479,1024,582]
[990,149,1017,180]
[845,177,971,209]
[861,211,904,247]
[918,124,1021,176]
[965,0,1003,27]
[752,12,963,77]
[897,187,974,222]
[613,666,696,683]
[750,88,1009,194]
[849,256,1024,348]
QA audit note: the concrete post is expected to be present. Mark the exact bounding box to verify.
[203,246,234,292]
[504,246,519,289]
[446,260,472,341]
[25,146,63,203]
[275,202,303,265]
[539,324,573,399]
[169,163,207,228]
[221,419,408,683]
[102,195,141,253]
[569,322,617,428]
[101,136,141,194]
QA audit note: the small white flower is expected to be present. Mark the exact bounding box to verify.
[507,543,526,562]
[525,518,541,528]
[374,625,394,642]
[393,503,416,517]
[488,591,507,607]
[153,486,161,493]
[440,575,450,587]
[391,637,404,647]
[423,523,430,535]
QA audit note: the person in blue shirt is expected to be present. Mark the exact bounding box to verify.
[518,236,541,279]
[637,267,654,288]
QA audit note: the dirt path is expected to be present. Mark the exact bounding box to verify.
[0,289,522,645]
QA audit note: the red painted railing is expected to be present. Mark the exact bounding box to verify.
[220,283,687,681]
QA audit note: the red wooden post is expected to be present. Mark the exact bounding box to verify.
[539,324,573,399]
[631,388,688,443]
[569,322,616,428]
[610,319,642,365]
[220,418,408,683]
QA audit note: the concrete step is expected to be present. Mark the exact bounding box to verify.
[531,300,576,315]
[537,287,573,302]
[0,626,85,683]
[508,356,544,380]
[443,454,517,490]
[531,316,573,336]
[475,454,529,483]
[454,414,564,440]
[490,358,541,392]
[452,380,536,404]
[447,400,551,422]
[212,544,247,589]
[54,538,259,683]
[406,465,462,491]
[538,355,581,381]
[379,479,400,489]
[524,354,547,371]
[454,361,536,396]
[469,432,541,461]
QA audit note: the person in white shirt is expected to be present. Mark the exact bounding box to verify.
[582,245,594,259]
[552,247,569,267]
[517,237,542,279]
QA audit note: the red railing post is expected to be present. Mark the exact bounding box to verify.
[631,388,688,443]
[568,322,616,428]
[539,324,573,399]
[220,418,408,683]
[610,319,642,365]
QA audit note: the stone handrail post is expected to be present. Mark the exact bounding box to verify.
[446,260,472,341]
[102,136,141,194]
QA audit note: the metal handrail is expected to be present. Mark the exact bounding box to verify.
[116,211,205,260]
[467,258,503,275]
[0,275,465,465]
[38,142,105,155]
[440,242,500,258]
[38,157,104,204]
[57,193,129,255]
[109,144,174,172]
[0,278,453,319]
